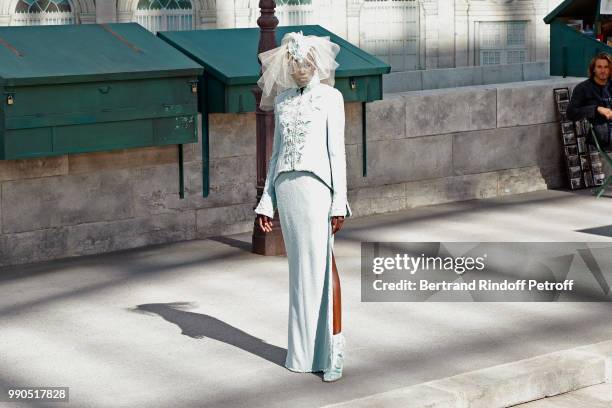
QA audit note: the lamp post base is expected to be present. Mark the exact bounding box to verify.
[252,213,286,255]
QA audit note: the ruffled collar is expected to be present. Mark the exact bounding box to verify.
[293,71,321,95]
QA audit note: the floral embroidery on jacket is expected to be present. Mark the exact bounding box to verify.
[278,91,321,168]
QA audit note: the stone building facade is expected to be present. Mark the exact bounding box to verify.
[0,0,562,72]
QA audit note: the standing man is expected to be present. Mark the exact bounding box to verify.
[567,52,612,150]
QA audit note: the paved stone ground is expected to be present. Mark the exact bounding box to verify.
[0,188,612,408]
[514,383,612,407]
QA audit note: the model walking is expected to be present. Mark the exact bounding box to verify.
[254,31,352,382]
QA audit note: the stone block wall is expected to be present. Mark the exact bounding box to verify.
[383,62,551,94]
[350,78,581,216]
[0,77,583,267]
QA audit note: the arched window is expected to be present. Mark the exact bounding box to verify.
[360,0,421,72]
[12,0,75,26]
[135,0,194,33]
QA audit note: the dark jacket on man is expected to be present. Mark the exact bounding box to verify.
[567,78,612,149]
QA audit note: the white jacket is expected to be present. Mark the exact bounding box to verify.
[254,72,352,219]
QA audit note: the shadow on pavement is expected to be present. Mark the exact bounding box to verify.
[578,224,612,238]
[130,302,288,370]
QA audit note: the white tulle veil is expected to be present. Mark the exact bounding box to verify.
[257,31,340,111]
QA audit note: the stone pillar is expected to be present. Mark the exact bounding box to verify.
[454,0,469,67]
[422,0,439,69]
[346,0,361,46]
[216,0,236,28]
[314,0,334,33]
[437,0,455,68]
[534,0,551,61]
[96,0,117,23]
[328,0,348,39]
[235,6,253,28]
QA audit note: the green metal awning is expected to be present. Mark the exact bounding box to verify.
[544,0,598,24]
[158,25,391,113]
[543,0,612,77]
[0,23,203,86]
[0,23,203,199]
[158,25,390,197]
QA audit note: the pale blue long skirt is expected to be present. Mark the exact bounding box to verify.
[275,170,335,373]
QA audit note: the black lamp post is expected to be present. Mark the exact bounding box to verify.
[252,0,286,255]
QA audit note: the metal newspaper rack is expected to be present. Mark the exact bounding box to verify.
[553,87,606,189]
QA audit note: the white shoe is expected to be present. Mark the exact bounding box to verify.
[323,332,345,382]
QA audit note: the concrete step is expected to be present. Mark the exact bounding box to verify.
[322,340,612,408]
[514,383,612,407]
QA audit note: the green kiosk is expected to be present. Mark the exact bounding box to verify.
[158,25,391,197]
[545,0,612,76]
[545,0,612,196]
[0,23,203,197]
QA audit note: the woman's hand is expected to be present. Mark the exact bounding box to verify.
[597,106,612,120]
[257,214,273,233]
[331,216,345,234]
